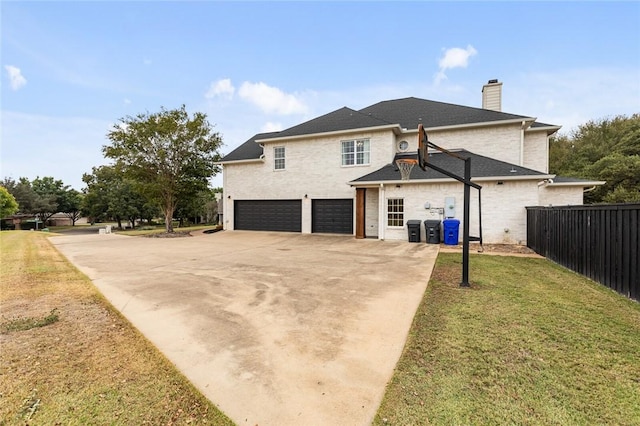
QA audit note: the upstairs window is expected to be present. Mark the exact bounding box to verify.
[274,146,285,170]
[342,139,370,166]
[387,198,404,227]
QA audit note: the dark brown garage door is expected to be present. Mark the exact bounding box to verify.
[312,199,353,234]
[234,200,301,232]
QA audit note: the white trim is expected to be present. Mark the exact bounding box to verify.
[350,174,554,187]
[216,157,264,165]
[378,183,385,240]
[386,197,404,228]
[526,125,562,135]
[255,124,402,144]
[341,138,371,167]
[543,180,605,187]
[273,146,286,170]
[400,117,537,135]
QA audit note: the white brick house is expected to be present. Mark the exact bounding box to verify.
[219,81,602,244]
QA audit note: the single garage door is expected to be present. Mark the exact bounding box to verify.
[312,199,353,234]
[234,200,301,232]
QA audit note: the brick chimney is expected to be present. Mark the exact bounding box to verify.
[482,79,502,111]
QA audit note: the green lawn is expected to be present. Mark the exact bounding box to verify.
[375,253,640,425]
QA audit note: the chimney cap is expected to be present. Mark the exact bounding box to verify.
[487,79,499,84]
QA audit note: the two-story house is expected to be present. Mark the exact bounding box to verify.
[218,80,602,244]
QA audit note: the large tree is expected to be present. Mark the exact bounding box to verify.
[549,114,640,203]
[59,188,83,226]
[103,106,223,232]
[0,186,19,218]
[31,176,70,224]
[2,177,38,213]
[82,165,159,229]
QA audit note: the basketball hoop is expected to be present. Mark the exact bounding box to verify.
[396,158,418,181]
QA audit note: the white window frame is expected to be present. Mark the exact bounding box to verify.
[387,198,404,227]
[341,139,370,166]
[274,146,285,170]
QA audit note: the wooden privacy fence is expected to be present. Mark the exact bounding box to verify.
[526,204,639,301]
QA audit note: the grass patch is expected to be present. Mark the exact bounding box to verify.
[0,231,234,425]
[375,253,640,425]
[1,308,59,333]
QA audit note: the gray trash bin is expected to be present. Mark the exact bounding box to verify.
[424,220,441,244]
[407,220,421,243]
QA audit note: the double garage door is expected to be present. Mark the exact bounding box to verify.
[234,200,302,232]
[234,199,353,234]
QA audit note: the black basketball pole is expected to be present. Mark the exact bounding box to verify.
[462,157,471,287]
[418,125,482,287]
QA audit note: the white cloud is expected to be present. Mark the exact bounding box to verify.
[124,98,131,105]
[238,81,308,115]
[4,65,27,90]
[261,122,283,133]
[434,45,478,84]
[206,78,235,99]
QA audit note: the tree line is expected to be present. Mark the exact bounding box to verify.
[2,105,223,232]
[1,176,82,226]
[549,113,639,203]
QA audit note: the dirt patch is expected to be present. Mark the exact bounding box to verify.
[440,243,540,256]
[143,231,192,238]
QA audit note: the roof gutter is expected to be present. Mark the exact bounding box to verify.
[538,178,606,187]
[400,117,537,135]
[215,156,264,166]
[256,124,403,144]
[349,174,553,187]
[520,121,526,166]
[527,124,562,136]
[548,180,606,187]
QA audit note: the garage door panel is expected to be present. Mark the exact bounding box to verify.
[235,200,301,232]
[312,199,353,234]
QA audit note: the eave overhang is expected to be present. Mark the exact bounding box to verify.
[349,174,554,187]
[215,157,264,166]
[256,124,403,144]
[397,117,538,136]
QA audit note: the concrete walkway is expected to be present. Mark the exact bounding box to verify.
[51,231,439,425]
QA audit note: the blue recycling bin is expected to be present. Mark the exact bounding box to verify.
[443,218,460,245]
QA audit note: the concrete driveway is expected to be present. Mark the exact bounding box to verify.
[51,231,438,425]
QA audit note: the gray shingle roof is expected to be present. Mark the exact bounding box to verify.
[220,131,280,162]
[351,150,548,183]
[358,97,532,129]
[220,97,559,163]
[270,107,392,139]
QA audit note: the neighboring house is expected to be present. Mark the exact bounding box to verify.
[1,213,88,229]
[218,80,603,244]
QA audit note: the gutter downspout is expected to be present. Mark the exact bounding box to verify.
[379,183,385,240]
[520,121,526,166]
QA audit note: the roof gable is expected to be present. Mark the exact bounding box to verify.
[359,97,532,129]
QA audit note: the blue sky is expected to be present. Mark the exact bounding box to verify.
[2,1,639,190]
